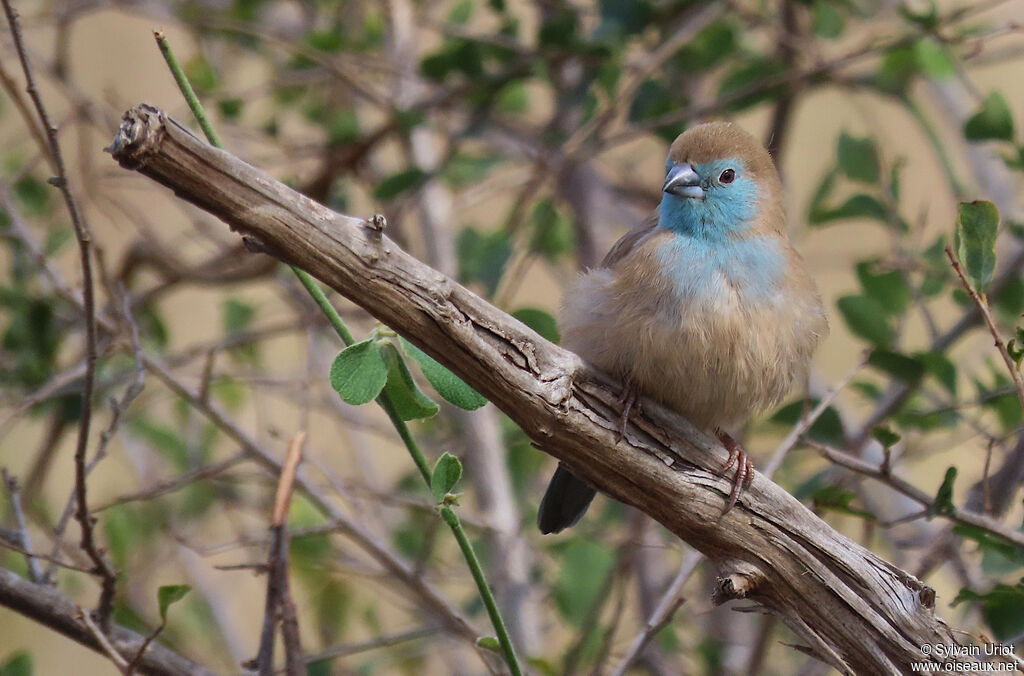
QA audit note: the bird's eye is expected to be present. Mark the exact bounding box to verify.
[719,169,735,184]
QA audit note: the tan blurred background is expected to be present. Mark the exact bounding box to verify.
[2,0,1024,673]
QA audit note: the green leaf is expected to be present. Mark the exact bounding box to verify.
[448,0,473,24]
[14,175,50,215]
[955,201,999,293]
[871,426,900,448]
[837,133,880,183]
[770,400,845,447]
[530,198,575,260]
[327,110,360,145]
[913,37,955,79]
[512,307,560,344]
[811,485,876,520]
[380,342,439,420]
[444,154,502,187]
[222,298,255,334]
[917,351,958,395]
[400,337,487,410]
[497,81,528,114]
[629,79,673,123]
[217,97,243,120]
[0,652,33,676]
[1008,327,1024,368]
[929,466,957,517]
[994,275,1024,322]
[183,56,218,94]
[856,261,909,313]
[964,92,1014,142]
[811,1,844,38]
[867,350,925,383]
[456,226,512,297]
[953,524,1024,567]
[554,539,615,626]
[717,58,787,111]
[810,194,888,225]
[876,44,918,93]
[837,295,894,348]
[951,579,1024,641]
[329,339,388,405]
[476,637,501,653]
[157,584,191,622]
[431,452,463,500]
[373,169,425,201]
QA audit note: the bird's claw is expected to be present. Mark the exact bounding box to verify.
[615,382,642,442]
[716,431,754,515]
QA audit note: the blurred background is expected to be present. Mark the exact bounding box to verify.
[1,0,1023,674]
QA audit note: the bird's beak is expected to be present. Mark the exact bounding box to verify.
[663,162,704,199]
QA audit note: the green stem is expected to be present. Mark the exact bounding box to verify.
[156,33,522,676]
[291,267,356,345]
[440,506,522,676]
[378,394,432,486]
[154,32,223,150]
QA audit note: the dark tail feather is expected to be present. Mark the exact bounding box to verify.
[537,464,596,534]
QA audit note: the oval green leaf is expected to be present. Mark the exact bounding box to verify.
[380,342,439,420]
[399,337,487,410]
[964,92,1014,143]
[158,584,192,622]
[837,294,894,348]
[956,201,999,293]
[329,339,388,405]
[431,452,463,501]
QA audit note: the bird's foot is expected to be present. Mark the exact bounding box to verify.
[715,430,754,515]
[615,381,642,442]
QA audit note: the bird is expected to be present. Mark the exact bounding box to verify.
[537,121,828,535]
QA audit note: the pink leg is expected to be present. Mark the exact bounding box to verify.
[615,381,642,441]
[716,430,754,514]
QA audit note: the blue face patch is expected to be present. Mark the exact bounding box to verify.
[657,157,759,241]
[654,156,783,300]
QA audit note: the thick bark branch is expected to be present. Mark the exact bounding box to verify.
[106,104,974,675]
[0,567,218,676]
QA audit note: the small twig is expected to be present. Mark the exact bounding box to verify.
[80,606,130,672]
[94,452,248,512]
[153,30,223,148]
[763,353,869,480]
[299,625,439,665]
[247,432,306,676]
[2,0,116,629]
[982,439,995,515]
[42,292,143,584]
[0,538,97,575]
[808,439,1024,548]
[607,550,702,676]
[1,469,43,582]
[945,246,1024,416]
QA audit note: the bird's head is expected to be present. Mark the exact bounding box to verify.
[658,121,783,241]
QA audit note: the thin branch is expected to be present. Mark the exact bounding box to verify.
[763,353,869,480]
[809,440,1024,548]
[945,246,1024,414]
[81,606,130,673]
[608,549,703,676]
[2,0,116,629]
[248,432,306,676]
[1,469,43,582]
[1,566,218,676]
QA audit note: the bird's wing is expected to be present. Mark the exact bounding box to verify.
[600,212,660,268]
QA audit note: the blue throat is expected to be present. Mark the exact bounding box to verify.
[655,159,784,301]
